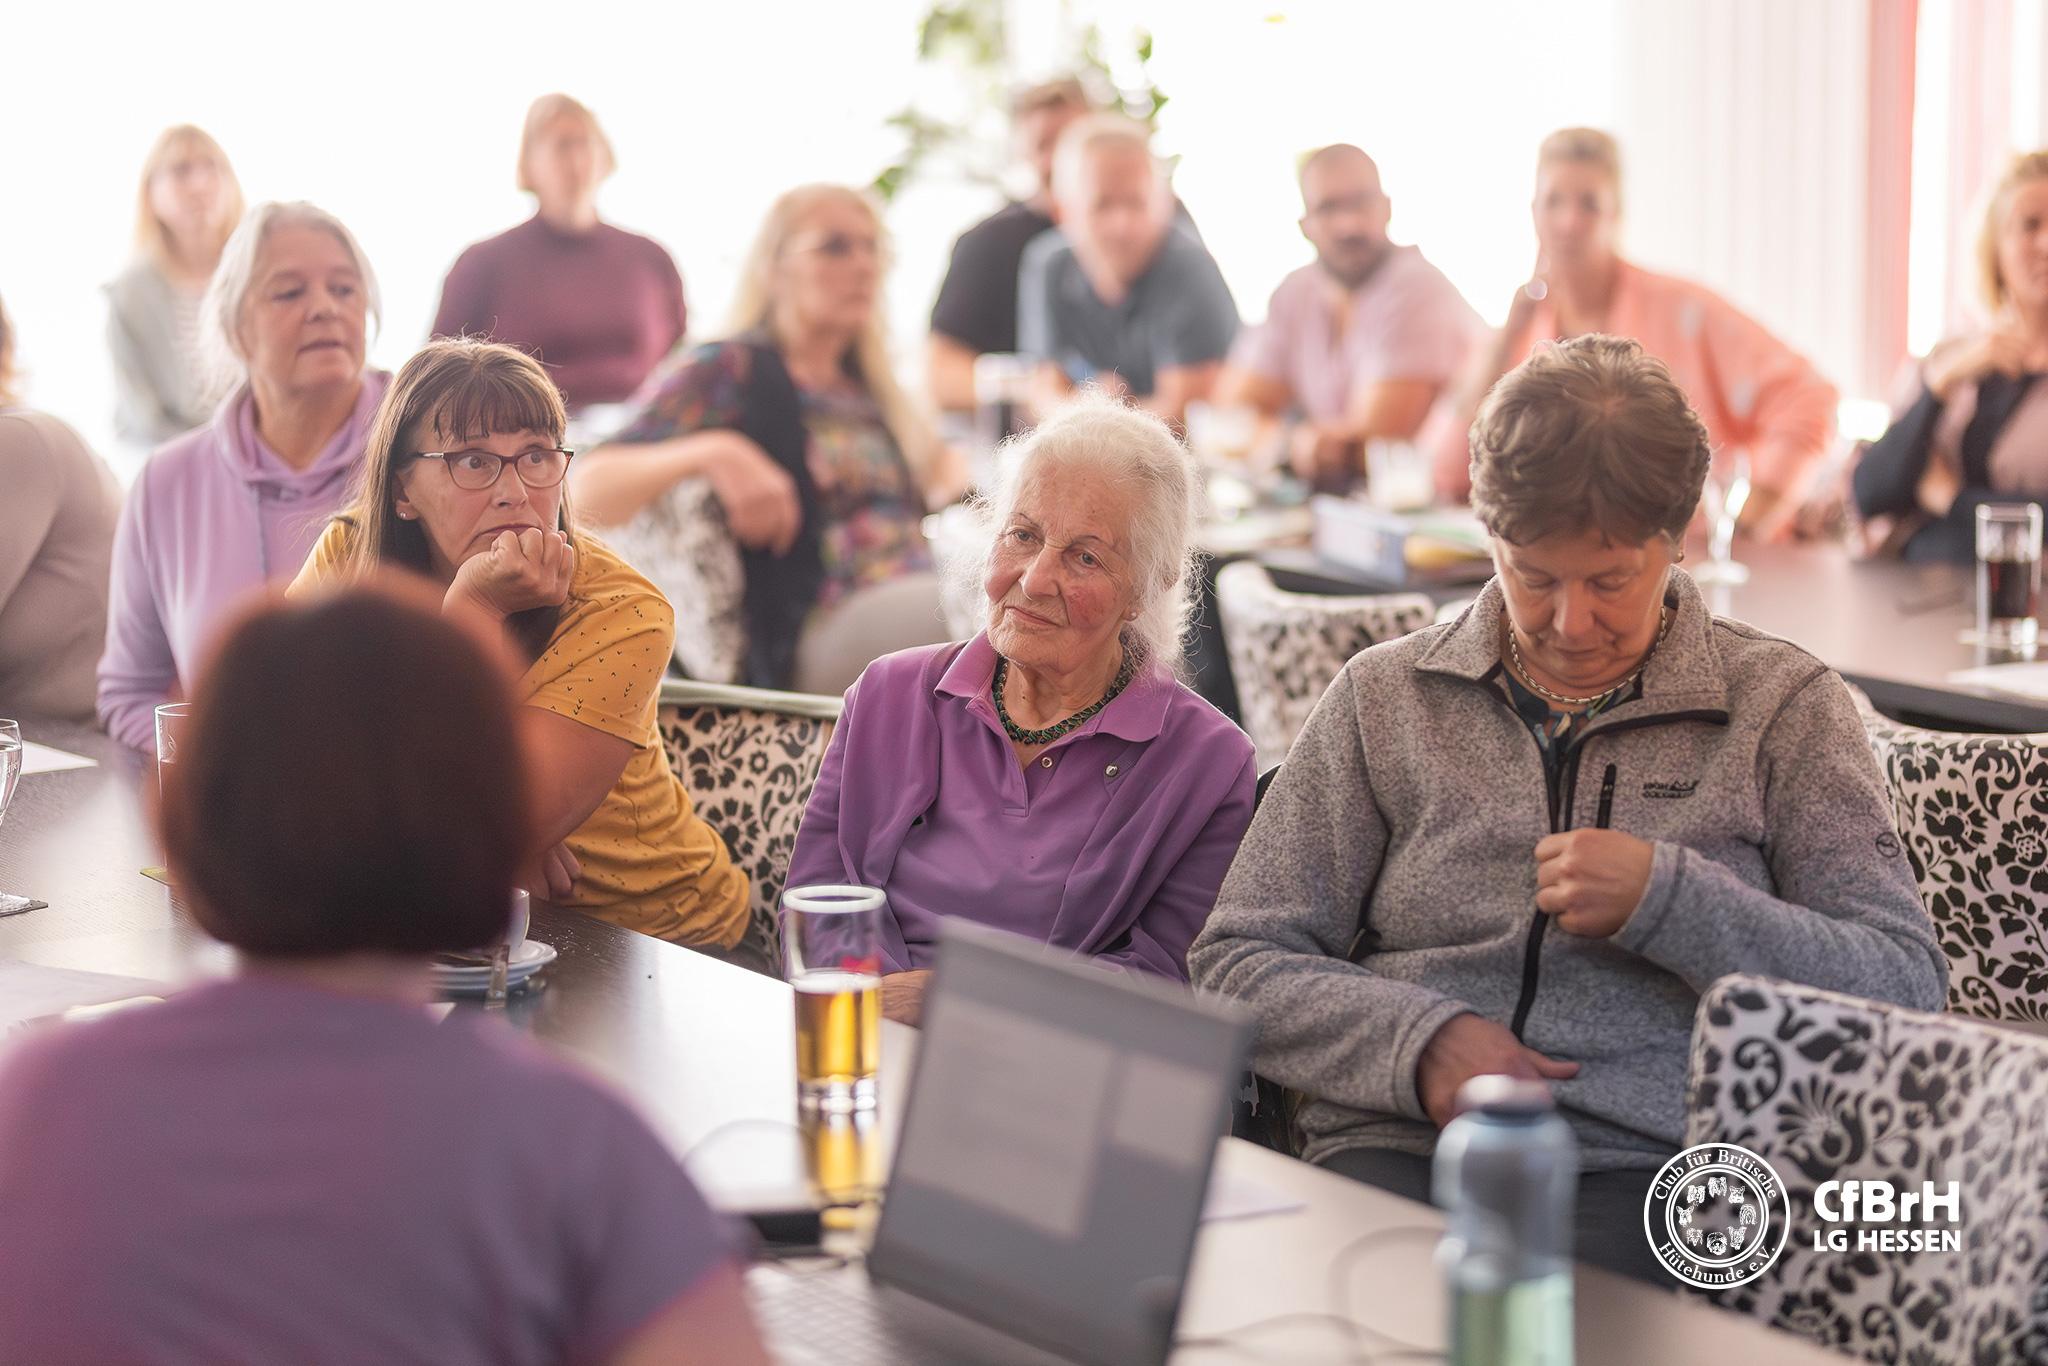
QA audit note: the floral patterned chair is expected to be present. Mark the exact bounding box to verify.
[657,679,842,972]
[1848,687,2048,1024]
[1214,560,1435,769]
[1686,974,2048,1363]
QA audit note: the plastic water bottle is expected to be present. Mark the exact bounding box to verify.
[1434,1076,1577,1366]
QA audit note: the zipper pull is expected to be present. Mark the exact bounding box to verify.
[1595,763,1618,829]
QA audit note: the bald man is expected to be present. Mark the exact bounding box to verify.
[1218,144,1481,488]
[1016,115,1238,427]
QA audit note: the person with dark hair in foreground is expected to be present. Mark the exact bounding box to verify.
[0,582,767,1365]
[1191,335,1944,1285]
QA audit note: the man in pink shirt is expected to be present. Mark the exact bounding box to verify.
[1424,128,1838,540]
[1218,144,1483,489]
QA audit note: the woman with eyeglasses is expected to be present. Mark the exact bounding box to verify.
[571,184,966,693]
[289,339,758,966]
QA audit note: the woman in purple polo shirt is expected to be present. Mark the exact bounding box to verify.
[785,389,1257,1024]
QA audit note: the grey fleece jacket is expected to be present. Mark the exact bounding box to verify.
[1188,570,1947,1171]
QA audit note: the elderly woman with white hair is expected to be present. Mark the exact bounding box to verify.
[784,390,1257,1023]
[98,201,386,750]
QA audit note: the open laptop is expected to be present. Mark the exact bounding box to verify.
[749,919,1251,1366]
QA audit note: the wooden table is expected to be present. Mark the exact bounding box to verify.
[1265,536,2048,732]
[0,718,1845,1364]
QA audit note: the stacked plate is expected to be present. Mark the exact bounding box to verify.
[430,940,558,997]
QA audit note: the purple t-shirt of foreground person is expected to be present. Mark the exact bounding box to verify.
[786,635,1258,978]
[0,975,736,1366]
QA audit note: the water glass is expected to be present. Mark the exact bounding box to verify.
[0,720,20,828]
[153,703,192,792]
[1364,439,1434,512]
[1976,502,2043,650]
[782,884,884,1112]
[1694,451,1752,585]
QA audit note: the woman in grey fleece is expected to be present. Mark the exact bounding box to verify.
[1189,335,1946,1285]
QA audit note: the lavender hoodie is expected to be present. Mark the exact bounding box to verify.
[96,374,389,750]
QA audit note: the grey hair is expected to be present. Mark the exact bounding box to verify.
[954,388,1203,675]
[1050,112,1161,202]
[201,201,382,391]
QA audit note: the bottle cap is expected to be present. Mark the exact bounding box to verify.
[1454,1075,1555,1117]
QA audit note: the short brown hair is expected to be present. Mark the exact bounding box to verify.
[163,580,528,957]
[1468,334,1709,547]
[1009,75,1090,120]
[1977,149,2048,312]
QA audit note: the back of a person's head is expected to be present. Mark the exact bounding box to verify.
[162,581,528,957]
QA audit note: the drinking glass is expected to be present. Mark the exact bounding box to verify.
[781,884,883,1112]
[1694,451,1752,585]
[0,720,21,828]
[1975,503,2043,650]
[1364,439,1434,512]
[1185,400,1261,518]
[153,703,192,794]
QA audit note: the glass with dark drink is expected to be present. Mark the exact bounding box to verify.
[1975,503,2042,650]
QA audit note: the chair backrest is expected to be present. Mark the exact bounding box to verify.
[657,678,842,969]
[1685,974,2048,1361]
[1214,560,1434,768]
[603,480,748,683]
[1847,685,2048,1022]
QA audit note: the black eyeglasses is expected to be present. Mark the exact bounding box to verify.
[414,446,575,491]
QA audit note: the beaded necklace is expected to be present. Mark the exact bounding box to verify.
[992,652,1136,746]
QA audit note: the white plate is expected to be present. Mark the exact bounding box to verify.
[431,940,556,992]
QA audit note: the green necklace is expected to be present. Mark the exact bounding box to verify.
[993,653,1136,746]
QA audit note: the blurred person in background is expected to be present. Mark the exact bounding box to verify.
[293,339,755,964]
[1018,114,1238,428]
[1853,150,2048,562]
[1425,128,1837,539]
[573,184,965,694]
[98,201,388,751]
[0,290,122,719]
[786,391,1255,1025]
[927,76,1094,412]
[1216,143,1482,490]
[0,583,768,1365]
[432,94,686,413]
[106,124,244,446]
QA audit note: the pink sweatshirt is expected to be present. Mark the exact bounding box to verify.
[96,374,389,750]
[1429,260,1838,504]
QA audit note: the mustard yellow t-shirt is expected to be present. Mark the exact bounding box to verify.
[291,523,750,947]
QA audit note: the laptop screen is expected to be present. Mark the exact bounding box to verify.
[867,922,1250,1366]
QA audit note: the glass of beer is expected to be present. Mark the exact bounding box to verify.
[782,884,883,1112]
[1975,503,2042,650]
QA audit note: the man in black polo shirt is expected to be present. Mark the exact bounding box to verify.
[927,78,1091,412]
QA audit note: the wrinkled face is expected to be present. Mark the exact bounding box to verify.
[525,115,605,214]
[984,461,1143,679]
[774,197,881,337]
[395,426,566,581]
[1531,160,1621,272]
[1058,145,1170,286]
[238,223,368,397]
[1493,527,1673,692]
[1299,152,1392,288]
[1017,100,1085,197]
[1996,179,2048,314]
[149,146,232,245]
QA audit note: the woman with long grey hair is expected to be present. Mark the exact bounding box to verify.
[785,388,1256,1025]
